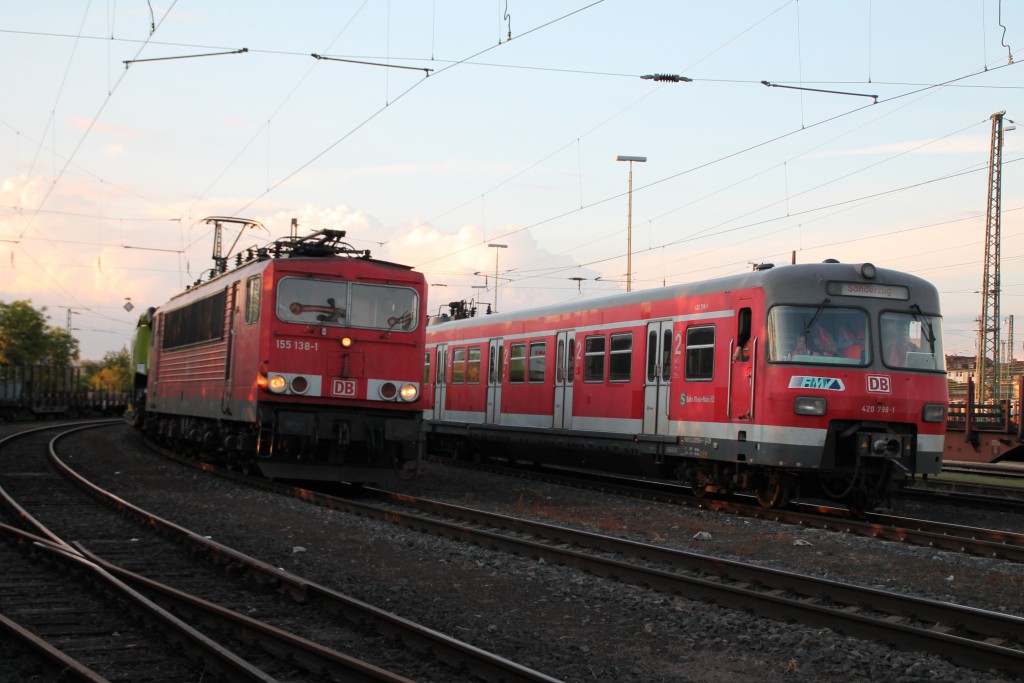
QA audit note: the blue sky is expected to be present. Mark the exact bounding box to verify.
[1,1,1022,361]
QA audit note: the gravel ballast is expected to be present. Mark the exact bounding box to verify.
[47,425,1024,682]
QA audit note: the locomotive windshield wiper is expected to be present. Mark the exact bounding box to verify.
[910,303,936,352]
[289,297,346,322]
[386,311,413,332]
[803,298,830,338]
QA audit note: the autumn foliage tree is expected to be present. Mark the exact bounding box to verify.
[82,348,132,393]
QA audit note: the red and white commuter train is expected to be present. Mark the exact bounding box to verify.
[424,261,948,509]
[132,225,427,481]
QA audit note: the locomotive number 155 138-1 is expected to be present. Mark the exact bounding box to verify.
[275,339,320,352]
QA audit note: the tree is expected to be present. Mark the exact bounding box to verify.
[0,300,81,365]
[83,347,132,393]
[43,325,80,366]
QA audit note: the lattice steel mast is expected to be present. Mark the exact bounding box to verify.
[975,112,1007,402]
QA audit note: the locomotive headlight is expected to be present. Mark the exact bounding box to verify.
[399,383,419,401]
[378,381,398,400]
[922,403,946,423]
[793,396,827,416]
[268,374,287,393]
[860,263,877,279]
[290,375,309,395]
[341,336,353,348]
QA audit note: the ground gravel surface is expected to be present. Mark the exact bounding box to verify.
[49,424,1024,682]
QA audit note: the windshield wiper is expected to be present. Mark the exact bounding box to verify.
[803,298,830,338]
[910,303,936,352]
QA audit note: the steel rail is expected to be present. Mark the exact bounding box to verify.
[0,522,275,682]
[73,543,414,683]
[438,456,1024,562]
[0,605,111,682]
[48,426,563,683]
[352,488,1024,675]
[141,437,1024,674]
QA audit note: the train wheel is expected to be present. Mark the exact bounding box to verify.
[755,473,791,508]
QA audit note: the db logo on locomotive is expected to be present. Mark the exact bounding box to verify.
[332,379,358,397]
[866,375,891,394]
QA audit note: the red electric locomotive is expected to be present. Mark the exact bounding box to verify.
[132,220,426,481]
[424,261,948,510]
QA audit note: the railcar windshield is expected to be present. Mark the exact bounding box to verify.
[880,311,945,371]
[767,306,869,366]
[277,277,419,331]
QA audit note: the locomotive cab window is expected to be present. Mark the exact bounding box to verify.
[276,277,419,331]
[684,326,715,381]
[767,305,869,366]
[244,275,261,324]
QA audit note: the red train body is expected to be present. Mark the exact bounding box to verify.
[424,261,948,509]
[135,229,426,481]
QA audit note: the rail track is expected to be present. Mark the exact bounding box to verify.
[0,422,557,682]
[433,456,1024,562]
[140,441,1024,677]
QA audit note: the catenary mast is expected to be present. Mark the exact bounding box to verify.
[975,112,1007,402]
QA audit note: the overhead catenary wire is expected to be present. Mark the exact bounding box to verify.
[4,3,1021,362]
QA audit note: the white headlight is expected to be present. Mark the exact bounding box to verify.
[922,403,946,423]
[794,396,827,416]
[400,383,419,401]
[378,382,398,400]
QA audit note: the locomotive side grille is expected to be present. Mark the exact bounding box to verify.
[157,344,229,382]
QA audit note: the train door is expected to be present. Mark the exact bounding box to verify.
[728,305,754,421]
[643,320,673,435]
[486,338,503,424]
[554,330,575,429]
[433,344,448,421]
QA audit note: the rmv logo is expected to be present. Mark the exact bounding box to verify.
[787,376,845,391]
[867,375,891,394]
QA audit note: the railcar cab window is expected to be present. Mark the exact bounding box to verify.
[609,333,632,382]
[584,336,605,382]
[451,347,467,384]
[734,307,751,361]
[880,312,945,371]
[767,306,868,365]
[509,343,526,383]
[467,346,482,383]
[276,277,419,331]
[684,326,715,381]
[529,342,546,382]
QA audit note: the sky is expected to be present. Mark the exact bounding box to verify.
[1,0,1022,362]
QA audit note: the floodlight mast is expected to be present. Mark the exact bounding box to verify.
[615,156,647,292]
